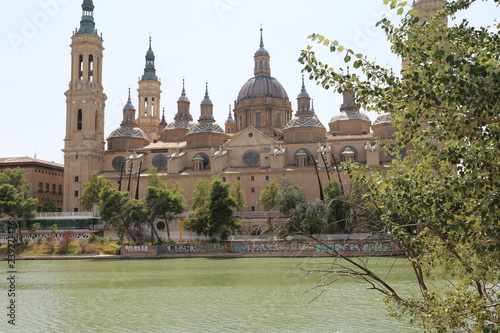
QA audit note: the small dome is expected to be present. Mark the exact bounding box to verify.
[178,95,190,102]
[107,126,150,141]
[373,112,392,126]
[164,120,193,131]
[187,122,225,135]
[225,115,235,124]
[255,47,269,57]
[123,99,135,110]
[237,76,289,102]
[329,110,371,124]
[284,116,324,130]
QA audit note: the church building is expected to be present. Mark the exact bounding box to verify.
[63,0,443,214]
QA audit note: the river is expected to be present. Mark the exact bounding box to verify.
[7,257,421,332]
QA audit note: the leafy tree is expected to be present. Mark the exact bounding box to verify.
[288,199,327,235]
[185,178,212,236]
[99,187,147,244]
[208,178,241,241]
[278,179,307,217]
[41,194,58,212]
[79,172,114,211]
[323,179,349,232]
[186,178,241,240]
[231,180,247,212]
[145,182,186,242]
[300,0,500,330]
[258,180,280,211]
[0,168,38,243]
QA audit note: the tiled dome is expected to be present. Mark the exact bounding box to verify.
[284,116,325,130]
[187,122,225,134]
[329,110,371,124]
[237,76,289,103]
[107,126,150,140]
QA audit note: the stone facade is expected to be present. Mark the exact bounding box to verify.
[63,1,444,216]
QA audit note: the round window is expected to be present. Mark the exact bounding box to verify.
[156,222,166,230]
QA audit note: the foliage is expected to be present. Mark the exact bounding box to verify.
[99,187,147,245]
[41,194,58,212]
[58,230,75,254]
[0,168,38,243]
[186,178,241,240]
[323,179,350,232]
[231,180,247,212]
[278,179,307,217]
[79,172,114,211]
[145,180,186,242]
[185,178,212,235]
[258,180,280,211]
[288,199,328,235]
[299,0,500,330]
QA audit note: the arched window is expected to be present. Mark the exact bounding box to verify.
[77,109,83,130]
[144,98,148,117]
[294,148,312,168]
[88,55,94,82]
[78,55,84,81]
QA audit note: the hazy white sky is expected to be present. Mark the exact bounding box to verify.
[0,0,496,164]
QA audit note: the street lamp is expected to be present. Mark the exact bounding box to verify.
[127,152,147,199]
[317,143,332,181]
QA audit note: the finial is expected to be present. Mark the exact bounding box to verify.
[205,82,209,98]
[228,104,232,116]
[181,78,186,96]
[259,25,264,48]
[149,34,152,49]
[301,75,305,89]
[127,87,131,102]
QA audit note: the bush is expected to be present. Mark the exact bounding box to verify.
[88,234,99,244]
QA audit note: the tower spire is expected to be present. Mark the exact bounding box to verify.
[254,27,271,76]
[77,0,97,35]
[142,36,158,81]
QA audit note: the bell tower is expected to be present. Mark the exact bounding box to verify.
[63,0,107,212]
[136,37,162,142]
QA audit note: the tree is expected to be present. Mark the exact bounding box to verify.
[0,168,38,244]
[41,194,58,212]
[323,179,350,232]
[208,178,241,241]
[259,180,280,211]
[79,172,114,211]
[145,182,186,242]
[185,178,212,236]
[186,178,241,240]
[288,199,327,235]
[278,179,307,217]
[99,187,147,244]
[299,0,500,331]
[231,180,247,212]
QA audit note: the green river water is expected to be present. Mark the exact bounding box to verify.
[4,257,422,332]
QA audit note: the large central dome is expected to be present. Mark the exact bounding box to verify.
[237,76,289,103]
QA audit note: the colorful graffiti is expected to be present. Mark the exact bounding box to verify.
[315,242,396,254]
[232,243,280,252]
[162,243,227,254]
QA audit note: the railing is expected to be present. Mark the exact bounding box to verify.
[36,212,97,219]
[233,211,283,219]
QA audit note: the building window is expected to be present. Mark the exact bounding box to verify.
[75,176,79,183]
[222,177,227,182]
[74,191,79,197]
[77,109,83,130]
[265,175,270,181]
[251,176,255,181]
[256,113,261,127]
[45,183,50,193]
[52,184,56,194]
[296,157,307,168]
[58,185,62,195]
[38,182,43,193]
[74,208,79,212]
[194,161,204,172]
[277,113,282,127]
[236,176,241,181]
[251,206,256,211]
[250,187,255,193]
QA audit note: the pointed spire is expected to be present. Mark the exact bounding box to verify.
[201,82,212,105]
[77,0,96,35]
[178,78,190,102]
[199,83,215,123]
[254,26,271,76]
[159,107,167,126]
[142,36,158,81]
[297,75,310,98]
[123,87,135,110]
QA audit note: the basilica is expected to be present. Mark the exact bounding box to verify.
[63,0,442,214]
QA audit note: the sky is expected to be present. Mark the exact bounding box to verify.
[0,0,496,164]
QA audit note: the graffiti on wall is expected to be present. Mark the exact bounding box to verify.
[123,245,151,253]
[162,243,227,254]
[315,242,396,254]
[232,243,280,252]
